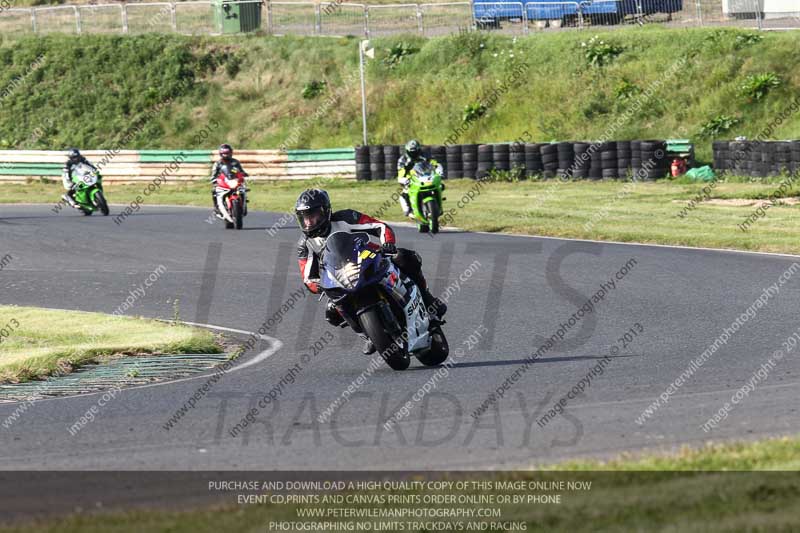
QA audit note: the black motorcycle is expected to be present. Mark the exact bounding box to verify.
[320,231,449,371]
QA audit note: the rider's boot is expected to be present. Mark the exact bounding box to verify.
[362,336,376,355]
[212,190,222,217]
[62,189,77,208]
[421,289,447,323]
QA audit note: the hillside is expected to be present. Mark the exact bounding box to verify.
[1,27,799,160]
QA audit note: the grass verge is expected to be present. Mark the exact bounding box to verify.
[5,177,800,254]
[2,436,799,532]
[0,305,221,383]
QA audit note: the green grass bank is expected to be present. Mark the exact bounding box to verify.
[0,305,221,382]
[1,27,799,161]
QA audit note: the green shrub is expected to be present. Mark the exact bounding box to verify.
[699,115,740,137]
[301,80,327,99]
[462,102,487,123]
[614,79,641,101]
[739,73,781,102]
[581,35,624,67]
[383,42,419,69]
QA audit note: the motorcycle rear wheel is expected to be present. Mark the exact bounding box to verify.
[358,308,410,371]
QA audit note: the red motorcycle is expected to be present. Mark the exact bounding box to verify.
[215,167,248,230]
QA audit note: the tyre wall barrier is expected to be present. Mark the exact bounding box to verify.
[713,140,800,178]
[355,140,674,181]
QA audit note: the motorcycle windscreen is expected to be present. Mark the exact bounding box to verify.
[320,231,370,290]
[411,161,435,182]
[74,163,97,186]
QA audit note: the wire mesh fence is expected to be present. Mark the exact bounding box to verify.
[320,3,366,36]
[420,3,473,36]
[366,4,421,36]
[34,6,80,34]
[0,0,796,37]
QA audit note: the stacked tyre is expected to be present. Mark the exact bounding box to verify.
[774,141,792,175]
[793,140,800,175]
[588,144,602,180]
[477,144,493,179]
[510,143,526,179]
[356,146,371,181]
[524,143,542,179]
[712,140,729,172]
[383,145,400,180]
[421,144,432,161]
[430,145,446,175]
[572,142,590,179]
[541,143,558,179]
[727,140,748,175]
[462,144,478,179]
[616,140,631,178]
[600,141,618,179]
[369,145,385,180]
[556,142,574,179]
[446,145,463,179]
[630,141,642,177]
[492,144,510,174]
[638,140,668,180]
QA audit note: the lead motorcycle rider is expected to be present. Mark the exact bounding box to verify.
[295,189,447,355]
[211,143,248,217]
[61,148,99,208]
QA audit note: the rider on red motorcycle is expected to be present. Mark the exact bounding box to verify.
[295,189,447,355]
[211,144,248,217]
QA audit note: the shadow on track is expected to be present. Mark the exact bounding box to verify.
[408,353,640,371]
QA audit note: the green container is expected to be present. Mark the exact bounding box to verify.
[214,0,262,34]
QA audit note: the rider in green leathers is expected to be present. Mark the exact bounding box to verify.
[396,140,425,218]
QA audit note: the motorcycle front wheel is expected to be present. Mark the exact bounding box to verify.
[423,200,440,234]
[93,190,110,216]
[358,308,410,371]
[232,197,244,230]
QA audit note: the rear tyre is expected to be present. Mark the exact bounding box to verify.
[233,198,244,230]
[94,191,110,216]
[416,327,449,367]
[359,308,410,371]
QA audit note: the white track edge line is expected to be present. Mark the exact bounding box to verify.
[0,321,283,406]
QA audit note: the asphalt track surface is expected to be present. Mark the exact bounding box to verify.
[2,204,800,472]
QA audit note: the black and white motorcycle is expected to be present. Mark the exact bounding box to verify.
[319,231,449,371]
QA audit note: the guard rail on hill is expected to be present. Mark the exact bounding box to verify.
[0,149,356,183]
[0,0,796,37]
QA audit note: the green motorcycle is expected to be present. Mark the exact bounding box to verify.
[70,163,109,216]
[407,160,445,234]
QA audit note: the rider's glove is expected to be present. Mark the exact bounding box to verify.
[381,243,397,256]
[399,177,410,187]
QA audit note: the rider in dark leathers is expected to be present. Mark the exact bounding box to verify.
[295,189,446,354]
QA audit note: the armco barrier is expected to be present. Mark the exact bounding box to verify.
[0,149,356,182]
